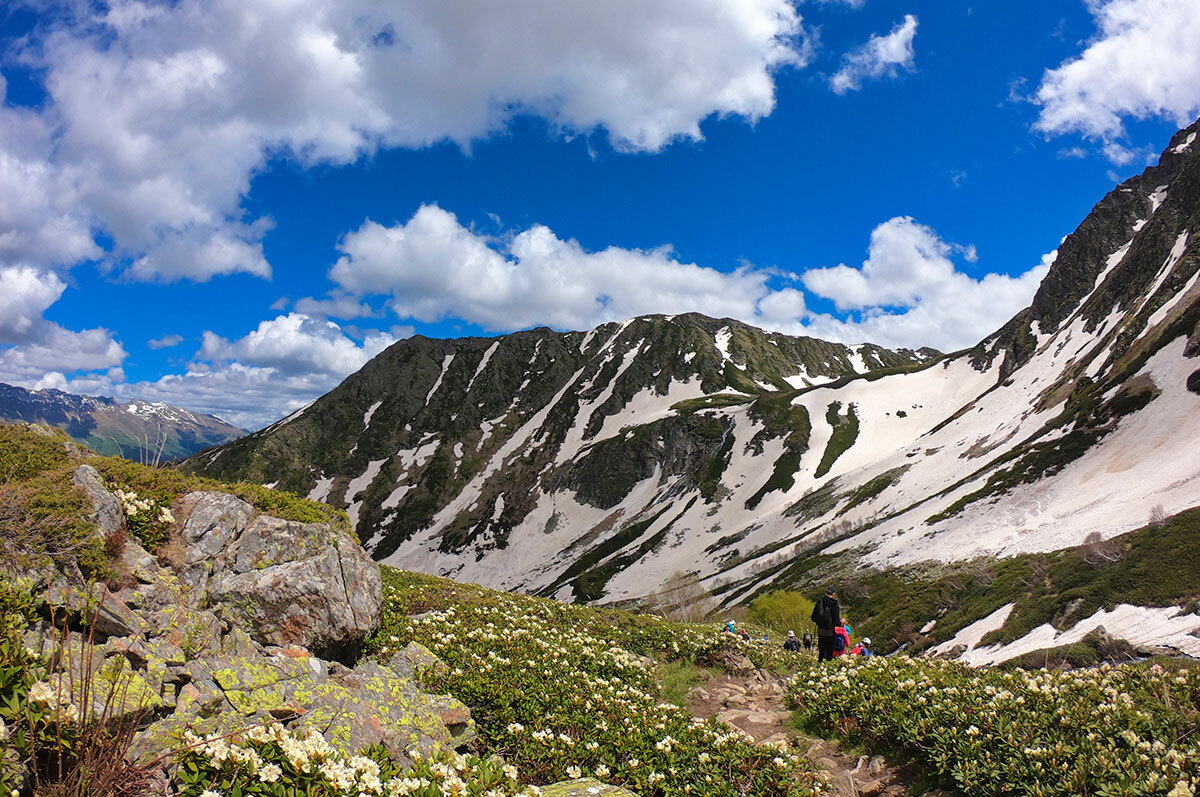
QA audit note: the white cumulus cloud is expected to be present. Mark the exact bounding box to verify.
[199,313,396,377]
[1,0,810,280]
[30,313,404,429]
[328,205,1047,353]
[329,205,789,331]
[800,219,1052,350]
[830,14,918,94]
[1033,0,1200,156]
[0,265,127,381]
[147,333,184,350]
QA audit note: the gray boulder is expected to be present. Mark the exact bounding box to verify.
[73,464,124,539]
[176,491,381,657]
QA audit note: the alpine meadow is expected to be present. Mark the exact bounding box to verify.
[3,2,1200,796]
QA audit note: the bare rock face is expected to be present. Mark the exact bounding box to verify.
[175,491,382,658]
[72,464,123,539]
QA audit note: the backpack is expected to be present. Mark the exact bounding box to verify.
[812,600,832,628]
[833,633,847,652]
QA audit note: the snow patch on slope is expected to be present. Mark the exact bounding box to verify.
[929,604,1014,658]
[307,475,334,502]
[425,353,455,404]
[345,458,387,531]
[362,400,383,429]
[855,336,1200,566]
[466,341,499,392]
[947,605,1200,666]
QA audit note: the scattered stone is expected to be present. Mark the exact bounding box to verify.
[541,778,640,796]
[858,777,884,795]
[826,770,857,797]
[388,641,448,683]
[119,539,164,584]
[88,584,146,638]
[219,627,260,658]
[144,605,223,659]
[720,651,757,675]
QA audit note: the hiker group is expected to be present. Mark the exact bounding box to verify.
[808,586,870,661]
[722,585,872,660]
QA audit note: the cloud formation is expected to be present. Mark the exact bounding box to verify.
[1034,0,1200,155]
[2,0,809,281]
[830,14,918,94]
[147,334,184,350]
[200,313,396,378]
[14,313,401,430]
[0,266,127,381]
[330,205,1047,352]
[802,222,1053,350]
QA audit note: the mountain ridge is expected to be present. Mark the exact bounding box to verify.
[0,381,244,462]
[183,118,1200,629]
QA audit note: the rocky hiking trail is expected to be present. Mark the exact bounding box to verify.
[682,652,956,797]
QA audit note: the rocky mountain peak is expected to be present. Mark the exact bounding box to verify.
[186,118,1200,619]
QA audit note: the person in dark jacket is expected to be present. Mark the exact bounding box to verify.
[811,586,841,662]
[783,630,802,652]
[802,630,813,652]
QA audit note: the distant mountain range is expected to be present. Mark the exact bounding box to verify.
[0,383,244,462]
[183,118,1200,615]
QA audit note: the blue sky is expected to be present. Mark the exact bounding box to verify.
[2,0,1199,428]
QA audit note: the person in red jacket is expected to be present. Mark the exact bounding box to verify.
[849,637,873,657]
[832,624,851,657]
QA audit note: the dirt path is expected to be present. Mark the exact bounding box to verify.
[683,656,954,797]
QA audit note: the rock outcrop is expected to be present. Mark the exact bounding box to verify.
[174,490,382,658]
[24,469,455,776]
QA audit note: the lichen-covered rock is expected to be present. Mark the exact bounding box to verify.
[292,662,473,762]
[48,655,164,723]
[541,779,640,796]
[165,651,473,762]
[176,491,256,568]
[130,712,257,765]
[44,579,145,640]
[387,641,448,683]
[118,538,164,584]
[175,491,381,657]
[219,627,261,658]
[144,604,223,659]
[88,583,146,638]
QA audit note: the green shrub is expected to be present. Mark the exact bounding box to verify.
[790,655,1200,796]
[0,424,72,484]
[747,591,817,638]
[370,568,823,795]
[175,730,532,797]
[814,402,858,478]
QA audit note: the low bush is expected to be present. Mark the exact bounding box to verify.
[789,655,1200,796]
[175,727,534,797]
[0,579,152,796]
[370,568,823,796]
